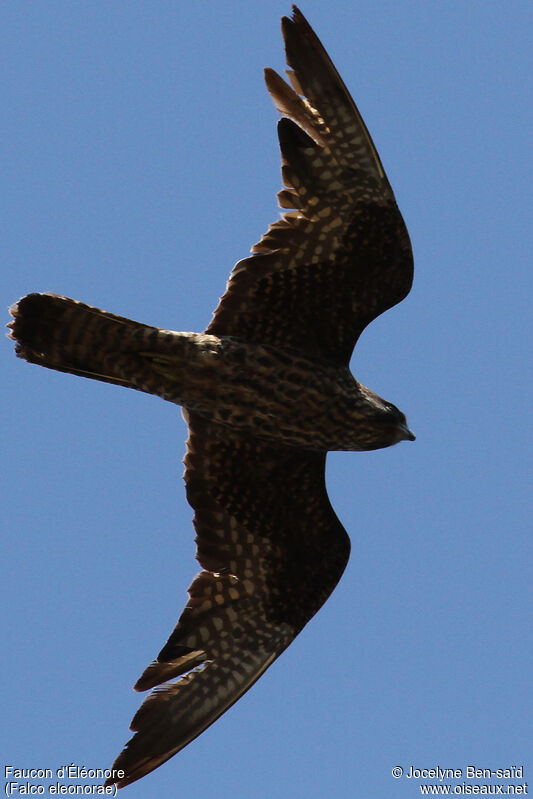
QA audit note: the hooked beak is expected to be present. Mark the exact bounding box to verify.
[398,423,416,442]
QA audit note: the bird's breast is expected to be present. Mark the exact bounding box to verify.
[169,334,370,451]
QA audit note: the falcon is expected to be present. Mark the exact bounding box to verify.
[8,6,415,788]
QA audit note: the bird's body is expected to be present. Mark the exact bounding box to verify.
[8,6,415,788]
[13,293,412,452]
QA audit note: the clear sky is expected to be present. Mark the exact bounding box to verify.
[2,1,531,797]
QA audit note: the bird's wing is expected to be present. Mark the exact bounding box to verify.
[207,6,413,366]
[106,410,350,788]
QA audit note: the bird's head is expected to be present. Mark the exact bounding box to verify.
[354,386,415,451]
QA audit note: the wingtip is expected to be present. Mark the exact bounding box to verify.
[290,5,306,24]
[283,5,312,38]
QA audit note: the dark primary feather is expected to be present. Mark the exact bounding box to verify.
[208,6,413,365]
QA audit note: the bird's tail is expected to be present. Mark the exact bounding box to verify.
[8,292,191,403]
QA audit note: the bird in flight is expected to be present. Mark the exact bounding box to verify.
[8,5,415,788]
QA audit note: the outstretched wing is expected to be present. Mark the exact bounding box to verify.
[106,411,350,788]
[207,6,413,366]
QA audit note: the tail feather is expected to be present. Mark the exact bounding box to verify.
[8,293,184,401]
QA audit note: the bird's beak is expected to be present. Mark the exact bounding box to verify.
[399,423,416,442]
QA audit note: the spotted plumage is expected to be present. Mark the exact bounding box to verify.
[8,6,414,788]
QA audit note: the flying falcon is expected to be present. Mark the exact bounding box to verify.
[8,6,415,789]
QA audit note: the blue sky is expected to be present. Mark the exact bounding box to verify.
[2,1,531,797]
